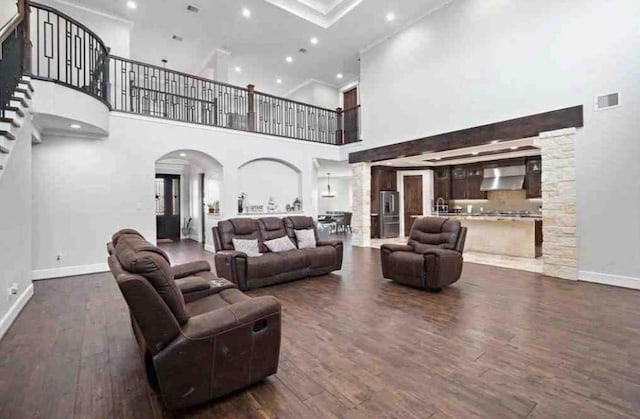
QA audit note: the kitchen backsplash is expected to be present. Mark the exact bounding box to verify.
[451,190,542,214]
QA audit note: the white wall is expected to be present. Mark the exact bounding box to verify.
[286,80,340,110]
[40,0,132,57]
[0,0,17,30]
[317,177,352,214]
[0,110,33,339]
[357,0,640,281]
[31,112,342,277]
[239,159,302,213]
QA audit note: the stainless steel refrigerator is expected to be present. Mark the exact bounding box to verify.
[379,191,400,238]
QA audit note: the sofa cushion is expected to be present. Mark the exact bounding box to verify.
[304,246,336,269]
[294,229,316,249]
[264,236,296,253]
[276,249,309,272]
[386,251,425,280]
[283,216,319,246]
[114,235,189,325]
[185,288,251,317]
[247,253,284,279]
[408,217,462,250]
[232,238,261,257]
[217,218,261,251]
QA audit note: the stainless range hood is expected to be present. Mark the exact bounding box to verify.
[480,165,526,191]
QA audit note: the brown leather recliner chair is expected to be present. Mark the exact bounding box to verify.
[213,216,343,291]
[381,217,467,291]
[106,229,281,410]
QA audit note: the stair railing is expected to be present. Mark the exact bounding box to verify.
[0,0,28,119]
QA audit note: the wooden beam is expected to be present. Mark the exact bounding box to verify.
[349,105,583,164]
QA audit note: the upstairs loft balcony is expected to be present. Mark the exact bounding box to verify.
[23,2,361,146]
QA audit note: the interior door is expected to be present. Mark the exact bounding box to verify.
[155,174,181,241]
[343,87,357,110]
[403,175,423,236]
[199,173,205,246]
[343,87,358,143]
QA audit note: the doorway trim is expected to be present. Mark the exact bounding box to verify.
[396,170,434,238]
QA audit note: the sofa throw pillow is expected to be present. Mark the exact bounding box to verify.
[294,229,316,249]
[232,238,261,257]
[264,236,296,253]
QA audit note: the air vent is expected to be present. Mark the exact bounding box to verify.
[298,48,308,54]
[595,92,620,111]
[187,5,199,13]
[172,35,183,42]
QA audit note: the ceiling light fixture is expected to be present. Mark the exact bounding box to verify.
[321,173,336,198]
[510,146,519,150]
[336,73,343,79]
[386,12,395,22]
[242,8,251,18]
[310,37,318,45]
[435,157,442,161]
[285,56,293,63]
[234,66,242,73]
[70,123,81,129]
[276,78,282,84]
[179,152,187,157]
[127,1,137,10]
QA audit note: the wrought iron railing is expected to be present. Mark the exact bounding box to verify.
[0,1,27,120]
[28,2,110,107]
[23,2,360,145]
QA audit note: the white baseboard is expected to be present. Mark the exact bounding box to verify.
[32,263,109,281]
[0,283,34,341]
[204,244,216,254]
[579,271,640,290]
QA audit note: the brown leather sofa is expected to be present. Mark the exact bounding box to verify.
[381,217,467,291]
[106,229,281,410]
[213,216,343,290]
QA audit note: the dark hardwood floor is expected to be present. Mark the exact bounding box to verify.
[1,239,640,418]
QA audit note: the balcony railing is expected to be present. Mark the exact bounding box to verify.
[0,1,28,120]
[24,2,359,145]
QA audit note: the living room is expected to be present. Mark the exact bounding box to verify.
[1,0,639,418]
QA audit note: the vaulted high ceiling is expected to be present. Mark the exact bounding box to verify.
[60,0,453,94]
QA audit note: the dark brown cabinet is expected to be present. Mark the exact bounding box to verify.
[433,167,451,203]
[525,158,542,198]
[450,165,487,200]
[370,166,398,238]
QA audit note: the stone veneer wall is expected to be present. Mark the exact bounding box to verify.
[351,162,371,247]
[534,128,578,280]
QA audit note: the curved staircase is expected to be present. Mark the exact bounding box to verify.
[0,77,34,179]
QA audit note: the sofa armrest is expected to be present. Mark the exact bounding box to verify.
[421,248,464,289]
[172,260,211,279]
[214,251,249,290]
[182,296,281,339]
[175,276,212,294]
[380,244,413,253]
[317,239,342,248]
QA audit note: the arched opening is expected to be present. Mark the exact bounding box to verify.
[237,158,302,215]
[155,150,223,250]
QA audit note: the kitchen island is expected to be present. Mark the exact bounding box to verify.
[413,214,542,258]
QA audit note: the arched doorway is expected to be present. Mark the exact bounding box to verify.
[155,150,223,249]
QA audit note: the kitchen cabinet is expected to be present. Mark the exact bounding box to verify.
[525,158,542,198]
[433,167,451,203]
[450,165,486,200]
[371,166,397,238]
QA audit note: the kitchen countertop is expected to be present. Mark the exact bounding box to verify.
[410,214,542,223]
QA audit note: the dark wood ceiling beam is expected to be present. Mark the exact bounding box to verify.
[348,105,583,164]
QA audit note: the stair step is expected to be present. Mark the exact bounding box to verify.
[0,144,10,154]
[19,79,34,93]
[0,131,16,141]
[10,96,28,108]
[14,88,32,100]
[0,117,19,128]
[4,107,24,118]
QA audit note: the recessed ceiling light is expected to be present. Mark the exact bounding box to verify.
[336,73,343,79]
[310,37,318,45]
[435,157,442,161]
[179,152,187,157]
[285,56,293,63]
[386,12,395,21]
[234,66,242,73]
[472,152,479,155]
[127,1,137,10]
[70,123,81,129]
[241,8,251,18]
[510,146,519,150]
[276,78,282,84]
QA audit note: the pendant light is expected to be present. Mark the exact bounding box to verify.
[321,172,336,198]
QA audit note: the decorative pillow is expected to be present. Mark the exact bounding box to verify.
[264,236,296,253]
[232,238,261,257]
[294,229,316,249]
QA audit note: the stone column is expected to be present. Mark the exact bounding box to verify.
[534,128,578,280]
[351,162,371,247]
